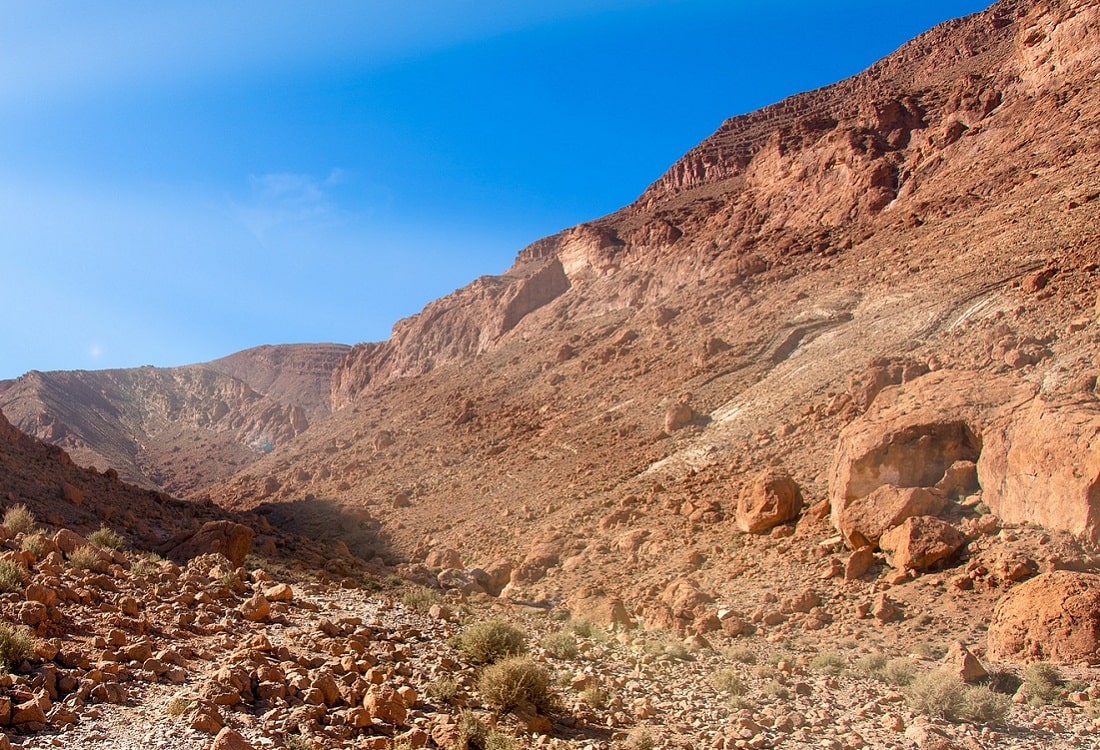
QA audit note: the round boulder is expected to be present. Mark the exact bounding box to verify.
[735,467,803,534]
[987,571,1100,663]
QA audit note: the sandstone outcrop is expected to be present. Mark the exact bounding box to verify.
[878,516,966,571]
[978,397,1100,542]
[163,521,255,567]
[830,371,1034,547]
[735,467,803,534]
[987,571,1100,664]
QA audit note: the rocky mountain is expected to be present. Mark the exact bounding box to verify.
[0,1,1099,748]
[206,0,1100,630]
[0,343,348,496]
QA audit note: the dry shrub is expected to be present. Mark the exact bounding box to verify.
[455,620,527,664]
[0,623,36,672]
[88,525,125,551]
[68,545,108,573]
[0,560,26,593]
[477,657,554,712]
[3,505,35,536]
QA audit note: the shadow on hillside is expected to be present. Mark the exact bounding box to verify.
[250,496,397,568]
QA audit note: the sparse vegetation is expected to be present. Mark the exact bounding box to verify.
[1023,662,1064,706]
[0,560,26,593]
[723,645,758,664]
[454,620,527,664]
[477,657,554,712]
[129,552,164,577]
[425,676,459,703]
[401,585,445,613]
[283,736,319,750]
[3,504,36,536]
[623,727,657,750]
[958,683,1011,724]
[907,669,966,720]
[165,696,192,717]
[858,652,916,686]
[88,525,125,550]
[542,630,579,659]
[0,623,36,672]
[810,651,847,675]
[19,533,47,559]
[68,545,107,573]
[581,684,609,709]
[709,667,747,696]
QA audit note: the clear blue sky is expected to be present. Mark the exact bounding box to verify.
[0,0,991,380]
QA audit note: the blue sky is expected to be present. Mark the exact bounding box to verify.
[0,0,991,380]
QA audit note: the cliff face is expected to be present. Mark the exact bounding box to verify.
[327,0,1098,407]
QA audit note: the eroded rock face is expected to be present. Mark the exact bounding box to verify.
[987,571,1100,664]
[978,398,1100,542]
[735,467,803,534]
[164,521,254,568]
[830,371,1034,547]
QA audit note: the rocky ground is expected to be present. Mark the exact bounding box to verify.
[0,510,1095,750]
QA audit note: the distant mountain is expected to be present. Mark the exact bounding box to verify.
[0,343,348,495]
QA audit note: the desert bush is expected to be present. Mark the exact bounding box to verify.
[985,666,1022,695]
[455,620,527,664]
[810,651,847,675]
[542,631,579,659]
[0,560,26,593]
[19,533,47,559]
[709,667,747,696]
[570,618,599,638]
[68,545,107,573]
[477,657,554,712]
[958,684,1011,724]
[582,684,609,709]
[165,696,192,717]
[0,623,36,672]
[88,525,124,551]
[623,728,657,750]
[663,640,691,661]
[1023,662,1064,706]
[723,645,758,664]
[425,676,459,703]
[883,658,918,686]
[3,505,35,536]
[856,652,888,676]
[401,586,444,612]
[907,669,966,719]
[761,679,790,700]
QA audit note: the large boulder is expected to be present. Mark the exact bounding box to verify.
[163,520,254,568]
[878,516,965,571]
[735,467,803,533]
[830,371,1033,547]
[978,398,1100,542]
[835,484,944,549]
[987,571,1100,664]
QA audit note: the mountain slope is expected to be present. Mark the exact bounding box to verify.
[206,0,1100,629]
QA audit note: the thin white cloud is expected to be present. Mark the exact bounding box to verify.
[0,0,663,112]
[232,171,338,243]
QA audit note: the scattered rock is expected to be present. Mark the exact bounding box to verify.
[878,516,966,571]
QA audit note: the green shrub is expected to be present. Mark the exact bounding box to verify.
[3,505,36,536]
[477,657,554,712]
[88,525,125,551]
[0,623,36,672]
[1023,662,1064,706]
[455,620,527,664]
[907,669,966,719]
[543,631,579,659]
[810,651,847,675]
[959,684,1011,724]
[709,667,747,696]
[0,560,26,593]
